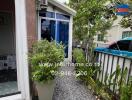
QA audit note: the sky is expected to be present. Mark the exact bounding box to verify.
[57,0,69,3]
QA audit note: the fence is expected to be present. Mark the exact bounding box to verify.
[94,50,132,93]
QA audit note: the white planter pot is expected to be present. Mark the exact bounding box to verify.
[35,80,55,100]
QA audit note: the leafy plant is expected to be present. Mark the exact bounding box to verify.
[73,48,86,63]
[69,0,116,62]
[29,40,65,83]
[104,65,132,100]
[80,67,112,100]
[119,68,132,100]
[73,48,111,99]
[107,0,132,29]
[73,48,132,100]
[73,48,98,78]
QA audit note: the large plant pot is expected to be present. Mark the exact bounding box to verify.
[35,80,55,100]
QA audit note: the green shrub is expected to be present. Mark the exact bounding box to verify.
[73,48,111,99]
[73,48,86,63]
[102,65,132,100]
[73,48,132,100]
[29,40,65,83]
[73,48,99,78]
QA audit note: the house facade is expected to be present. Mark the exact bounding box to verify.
[94,16,132,47]
[37,0,76,60]
[0,0,75,100]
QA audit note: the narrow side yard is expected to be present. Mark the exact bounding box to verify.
[53,62,95,100]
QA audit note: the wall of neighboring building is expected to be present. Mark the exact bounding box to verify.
[106,16,131,42]
[95,16,131,47]
[106,26,131,42]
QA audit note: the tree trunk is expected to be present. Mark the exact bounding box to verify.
[84,36,95,63]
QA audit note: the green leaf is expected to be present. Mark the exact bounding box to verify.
[29,39,65,83]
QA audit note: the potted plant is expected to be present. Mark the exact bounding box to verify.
[29,40,65,100]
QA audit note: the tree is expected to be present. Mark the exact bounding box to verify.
[120,0,132,29]
[110,0,132,29]
[69,0,115,61]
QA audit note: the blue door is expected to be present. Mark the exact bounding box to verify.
[57,21,69,58]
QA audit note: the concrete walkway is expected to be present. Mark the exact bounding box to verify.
[53,63,96,100]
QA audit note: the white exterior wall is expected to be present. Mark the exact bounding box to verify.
[46,3,70,16]
[15,0,30,100]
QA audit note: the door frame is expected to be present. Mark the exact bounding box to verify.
[14,0,30,100]
[0,0,31,100]
[0,1,30,100]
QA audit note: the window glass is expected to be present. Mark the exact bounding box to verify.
[56,13,70,20]
[39,11,55,18]
[41,19,70,58]
[122,31,132,39]
[97,34,104,41]
[57,21,69,58]
[41,19,55,41]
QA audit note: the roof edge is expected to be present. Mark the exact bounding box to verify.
[48,0,76,16]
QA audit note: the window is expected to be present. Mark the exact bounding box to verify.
[122,31,132,39]
[97,34,104,41]
[39,11,55,18]
[56,13,70,20]
[41,19,55,41]
[40,12,70,58]
[39,11,70,20]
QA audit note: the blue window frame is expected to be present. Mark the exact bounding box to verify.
[56,13,70,20]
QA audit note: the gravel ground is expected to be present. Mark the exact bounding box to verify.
[53,62,96,100]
